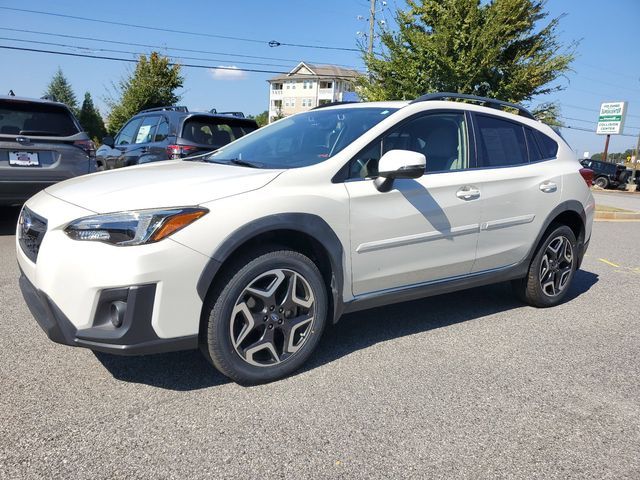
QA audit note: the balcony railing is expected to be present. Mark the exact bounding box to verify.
[271,89,283,96]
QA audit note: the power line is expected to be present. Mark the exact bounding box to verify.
[0,36,293,68]
[0,6,360,52]
[561,124,638,138]
[0,44,359,78]
[558,114,640,130]
[0,27,360,68]
[559,102,640,119]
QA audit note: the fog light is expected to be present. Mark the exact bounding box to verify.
[110,301,127,328]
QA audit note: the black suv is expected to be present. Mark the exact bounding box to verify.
[580,159,629,189]
[96,106,258,170]
[0,95,96,206]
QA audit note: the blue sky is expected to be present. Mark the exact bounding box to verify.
[0,0,638,156]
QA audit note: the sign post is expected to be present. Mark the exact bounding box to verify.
[596,101,627,163]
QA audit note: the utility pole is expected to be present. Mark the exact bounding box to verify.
[631,130,640,189]
[368,0,376,57]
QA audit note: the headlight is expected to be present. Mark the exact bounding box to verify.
[64,207,208,246]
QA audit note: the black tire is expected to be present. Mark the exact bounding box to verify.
[594,176,609,189]
[512,225,578,308]
[202,248,327,385]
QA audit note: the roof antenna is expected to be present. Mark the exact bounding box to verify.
[8,89,15,96]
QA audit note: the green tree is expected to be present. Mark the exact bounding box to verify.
[78,92,107,143]
[359,0,575,123]
[248,110,269,127]
[43,67,78,112]
[106,52,183,135]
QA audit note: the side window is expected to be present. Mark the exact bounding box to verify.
[476,115,528,167]
[154,118,169,142]
[525,128,543,162]
[533,130,558,159]
[349,112,468,178]
[133,116,160,144]
[115,118,142,146]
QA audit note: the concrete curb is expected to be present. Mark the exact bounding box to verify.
[594,210,640,220]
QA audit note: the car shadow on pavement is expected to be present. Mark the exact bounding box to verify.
[0,207,20,236]
[92,269,598,391]
[93,349,232,391]
[301,268,600,376]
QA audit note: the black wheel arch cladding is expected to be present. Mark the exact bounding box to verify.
[196,213,345,323]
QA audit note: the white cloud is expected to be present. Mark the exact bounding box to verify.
[208,66,247,80]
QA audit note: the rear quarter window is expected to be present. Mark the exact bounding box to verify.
[0,100,79,137]
[181,117,257,146]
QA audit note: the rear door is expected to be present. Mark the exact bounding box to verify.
[128,115,163,165]
[102,117,143,169]
[0,99,92,203]
[471,113,562,272]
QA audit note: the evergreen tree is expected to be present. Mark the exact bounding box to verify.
[43,68,78,112]
[78,92,107,143]
[359,0,575,122]
[106,52,183,135]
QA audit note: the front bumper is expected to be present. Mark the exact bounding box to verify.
[19,271,197,355]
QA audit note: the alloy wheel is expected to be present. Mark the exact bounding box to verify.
[539,235,574,297]
[229,268,315,367]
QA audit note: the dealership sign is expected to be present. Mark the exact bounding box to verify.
[596,101,627,135]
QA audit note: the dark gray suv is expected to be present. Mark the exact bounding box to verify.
[0,95,96,206]
[96,106,258,170]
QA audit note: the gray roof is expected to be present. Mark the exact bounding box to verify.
[269,62,360,82]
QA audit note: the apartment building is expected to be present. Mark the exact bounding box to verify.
[267,62,360,122]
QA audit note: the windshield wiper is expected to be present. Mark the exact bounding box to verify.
[228,158,262,168]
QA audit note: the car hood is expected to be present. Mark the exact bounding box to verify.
[45,160,283,213]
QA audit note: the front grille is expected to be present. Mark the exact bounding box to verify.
[18,207,47,263]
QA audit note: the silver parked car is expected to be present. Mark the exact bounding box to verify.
[0,95,96,206]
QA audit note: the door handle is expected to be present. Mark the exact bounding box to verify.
[456,185,480,201]
[539,181,557,193]
[140,147,150,154]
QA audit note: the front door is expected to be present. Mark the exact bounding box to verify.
[345,111,483,296]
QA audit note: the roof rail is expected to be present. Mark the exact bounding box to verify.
[216,111,245,118]
[311,101,359,110]
[139,105,189,114]
[410,92,535,120]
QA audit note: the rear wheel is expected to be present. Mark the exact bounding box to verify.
[512,225,577,308]
[594,176,609,189]
[203,249,327,384]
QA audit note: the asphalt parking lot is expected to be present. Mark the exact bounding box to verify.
[1,205,639,479]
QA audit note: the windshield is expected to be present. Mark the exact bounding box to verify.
[206,107,397,169]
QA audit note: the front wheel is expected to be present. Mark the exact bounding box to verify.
[203,249,328,385]
[512,225,578,308]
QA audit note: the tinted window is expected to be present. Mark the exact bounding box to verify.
[525,128,543,162]
[116,118,142,145]
[134,116,160,144]
[0,100,79,137]
[207,107,397,169]
[533,130,558,159]
[182,117,257,146]
[350,112,468,178]
[476,115,528,167]
[154,118,169,142]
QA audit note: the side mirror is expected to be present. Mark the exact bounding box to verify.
[374,149,426,192]
[102,136,115,148]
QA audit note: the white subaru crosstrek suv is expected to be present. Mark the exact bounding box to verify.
[17,93,595,384]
